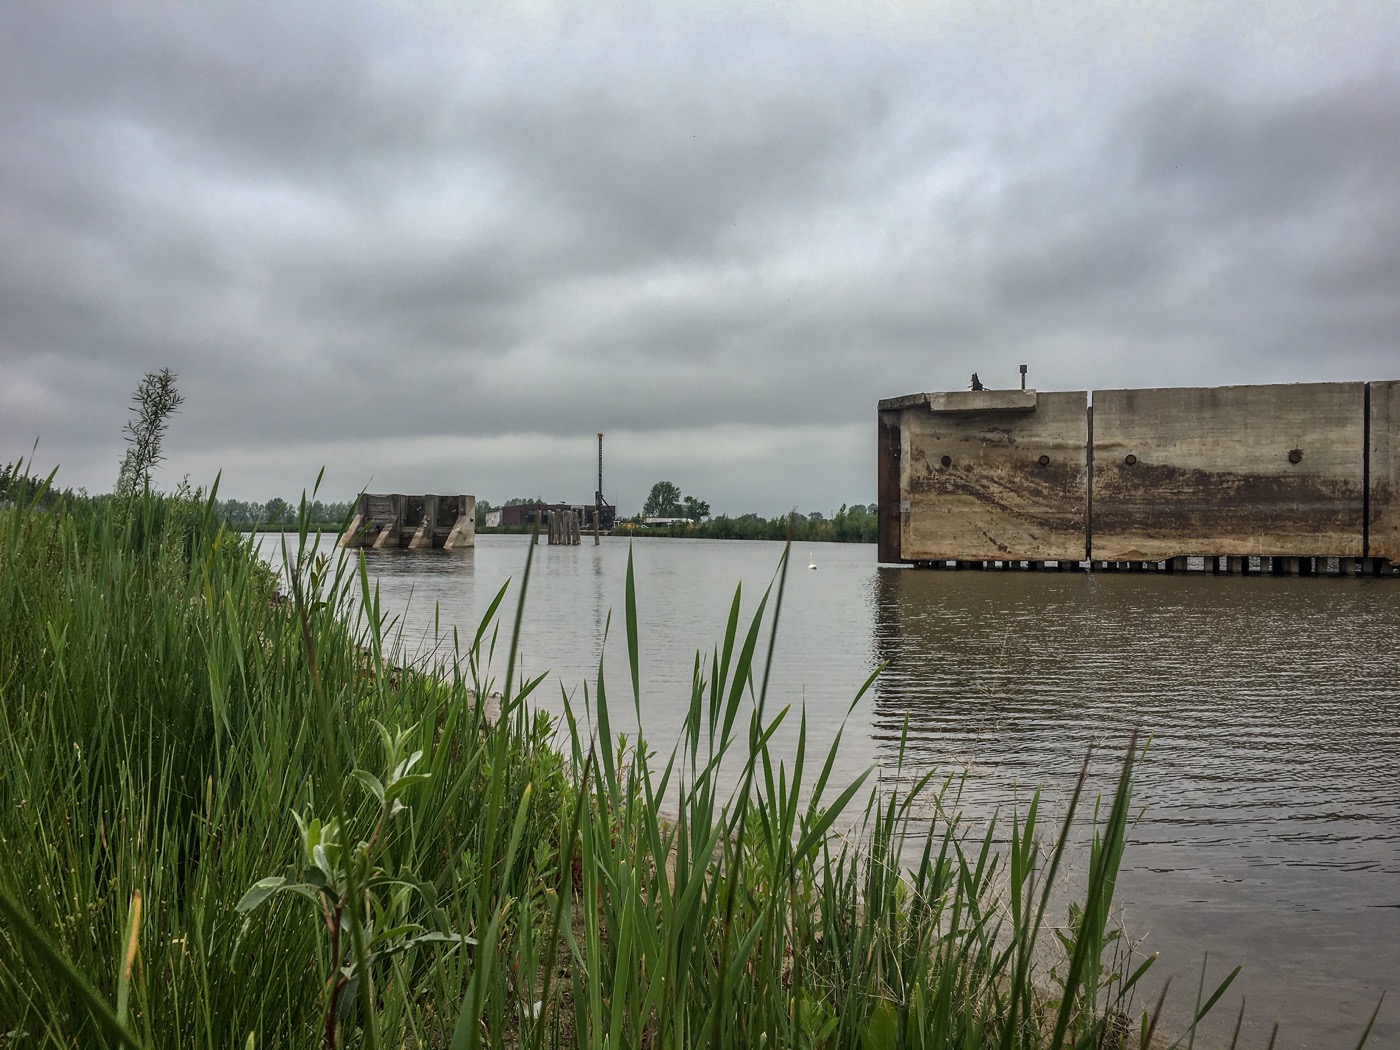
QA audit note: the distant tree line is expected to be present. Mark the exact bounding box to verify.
[638,503,878,544]
[216,495,537,530]
[641,481,710,521]
[203,491,877,542]
[0,461,49,507]
[215,497,353,527]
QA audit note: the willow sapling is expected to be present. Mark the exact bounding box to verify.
[236,720,472,1048]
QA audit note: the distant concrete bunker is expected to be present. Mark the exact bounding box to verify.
[878,381,1398,570]
[340,493,475,549]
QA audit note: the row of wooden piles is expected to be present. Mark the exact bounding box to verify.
[912,556,1394,575]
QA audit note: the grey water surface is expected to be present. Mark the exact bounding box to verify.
[264,533,1399,1048]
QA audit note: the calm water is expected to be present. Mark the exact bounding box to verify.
[264,534,1399,1048]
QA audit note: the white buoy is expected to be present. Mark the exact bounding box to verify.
[808,552,817,570]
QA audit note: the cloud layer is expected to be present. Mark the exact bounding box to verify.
[3,2,1398,513]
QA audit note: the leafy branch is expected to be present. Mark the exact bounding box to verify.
[236,721,471,1049]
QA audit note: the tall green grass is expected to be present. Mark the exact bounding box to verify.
[0,470,1325,1048]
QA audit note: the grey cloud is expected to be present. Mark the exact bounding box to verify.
[3,3,1400,509]
[1127,80,1400,222]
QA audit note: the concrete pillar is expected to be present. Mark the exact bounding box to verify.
[408,494,437,549]
[371,495,402,548]
[444,496,475,549]
[340,494,370,548]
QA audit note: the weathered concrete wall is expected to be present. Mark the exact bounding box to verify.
[1090,383,1366,560]
[880,390,1089,562]
[1370,381,1400,562]
[342,493,474,549]
[876,412,903,562]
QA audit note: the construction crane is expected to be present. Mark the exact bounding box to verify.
[594,432,616,531]
[596,432,605,520]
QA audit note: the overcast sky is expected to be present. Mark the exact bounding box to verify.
[3,2,1397,515]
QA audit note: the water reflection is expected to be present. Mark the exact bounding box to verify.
[870,566,1400,1047]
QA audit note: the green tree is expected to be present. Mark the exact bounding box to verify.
[681,495,710,522]
[643,481,683,518]
[116,368,184,495]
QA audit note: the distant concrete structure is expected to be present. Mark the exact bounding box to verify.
[878,381,1397,575]
[340,494,475,549]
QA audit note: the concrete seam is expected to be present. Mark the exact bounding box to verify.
[1085,401,1094,562]
[1363,382,1371,559]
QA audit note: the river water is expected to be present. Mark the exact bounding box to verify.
[263,533,1398,1048]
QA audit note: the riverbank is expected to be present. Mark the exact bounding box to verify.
[0,480,1250,1047]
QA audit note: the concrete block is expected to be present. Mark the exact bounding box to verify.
[892,389,1089,562]
[878,390,1038,413]
[1091,383,1366,560]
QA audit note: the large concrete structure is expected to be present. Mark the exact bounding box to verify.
[878,381,1397,573]
[340,494,475,549]
[878,389,1088,562]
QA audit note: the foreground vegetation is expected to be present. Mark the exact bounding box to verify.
[3,468,1328,1048]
